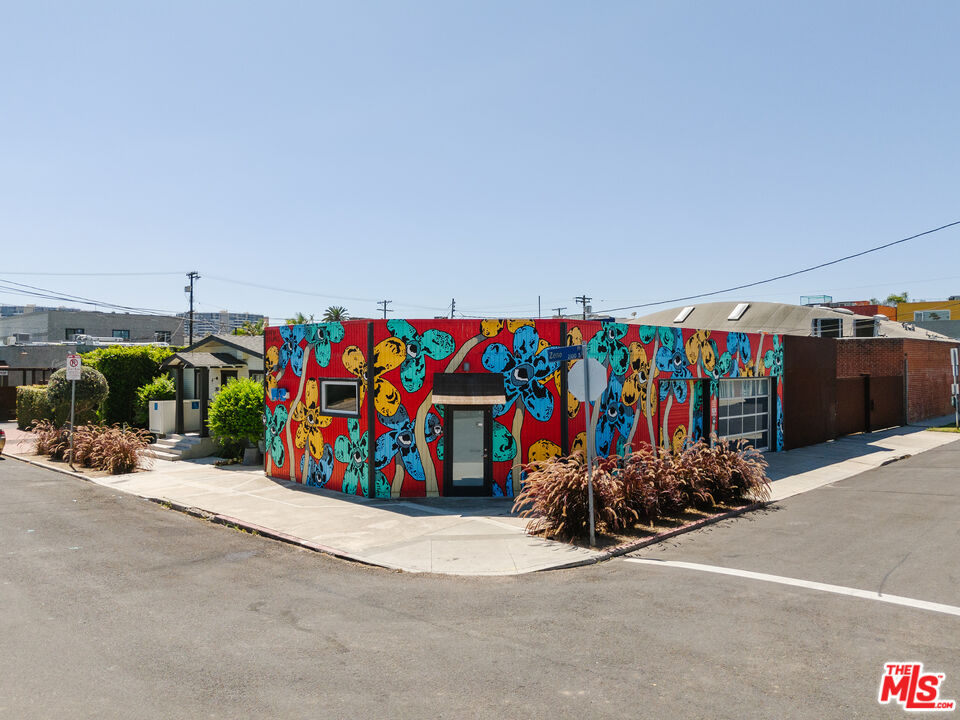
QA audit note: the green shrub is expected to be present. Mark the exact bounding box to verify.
[82,345,177,426]
[134,374,176,426]
[207,377,264,446]
[46,366,109,426]
[16,385,53,430]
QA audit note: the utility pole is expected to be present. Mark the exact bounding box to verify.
[574,294,592,320]
[553,306,566,318]
[450,298,456,319]
[538,295,541,319]
[186,271,200,345]
[377,300,393,319]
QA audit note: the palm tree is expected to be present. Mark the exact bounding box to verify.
[284,312,314,325]
[323,305,350,322]
[233,318,266,336]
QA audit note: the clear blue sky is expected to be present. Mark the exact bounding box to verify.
[2,1,958,323]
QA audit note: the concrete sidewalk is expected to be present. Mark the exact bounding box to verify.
[4,420,957,575]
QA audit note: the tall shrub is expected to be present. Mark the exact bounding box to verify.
[82,345,176,425]
[134,374,176,426]
[16,385,53,429]
[207,377,264,446]
[46,366,109,426]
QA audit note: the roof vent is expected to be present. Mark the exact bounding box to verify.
[727,303,750,321]
[673,306,695,323]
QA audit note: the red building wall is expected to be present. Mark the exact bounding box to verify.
[264,319,784,498]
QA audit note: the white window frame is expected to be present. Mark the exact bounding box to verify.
[320,379,360,417]
[914,310,951,321]
[716,378,772,451]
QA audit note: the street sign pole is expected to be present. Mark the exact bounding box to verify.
[66,354,81,469]
[583,342,595,547]
[69,379,76,469]
[952,347,958,430]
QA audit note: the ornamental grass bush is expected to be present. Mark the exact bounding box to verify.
[512,453,637,540]
[31,420,152,474]
[514,438,771,541]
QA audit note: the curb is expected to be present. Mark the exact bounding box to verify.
[140,497,384,570]
[7,453,385,570]
[10,450,770,576]
[538,500,767,572]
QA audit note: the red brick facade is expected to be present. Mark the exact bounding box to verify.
[836,339,959,422]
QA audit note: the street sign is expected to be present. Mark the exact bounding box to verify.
[66,354,81,381]
[0,370,7,377]
[951,347,958,377]
[546,345,584,363]
[568,357,607,403]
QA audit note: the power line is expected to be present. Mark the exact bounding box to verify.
[596,220,960,315]
[0,271,184,277]
[203,274,449,312]
[0,277,178,315]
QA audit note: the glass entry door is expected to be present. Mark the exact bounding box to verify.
[443,408,492,496]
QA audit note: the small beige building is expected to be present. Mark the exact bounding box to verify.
[157,334,264,436]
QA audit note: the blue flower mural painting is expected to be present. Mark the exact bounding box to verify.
[375,406,442,482]
[482,325,559,421]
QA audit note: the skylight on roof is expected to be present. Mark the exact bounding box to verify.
[727,303,750,321]
[673,306,695,323]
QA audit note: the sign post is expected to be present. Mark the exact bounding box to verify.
[66,354,81,469]
[951,347,958,430]
[563,346,608,547]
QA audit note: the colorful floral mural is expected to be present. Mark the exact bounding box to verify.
[264,319,785,499]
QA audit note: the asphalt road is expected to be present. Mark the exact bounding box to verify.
[1,442,958,719]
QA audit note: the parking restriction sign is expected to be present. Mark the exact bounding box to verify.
[66,354,81,381]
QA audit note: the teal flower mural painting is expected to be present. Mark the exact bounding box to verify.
[305,322,345,368]
[265,405,288,468]
[587,322,630,376]
[763,335,783,376]
[386,319,456,392]
[335,419,389,497]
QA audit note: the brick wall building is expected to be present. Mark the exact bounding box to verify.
[837,338,959,422]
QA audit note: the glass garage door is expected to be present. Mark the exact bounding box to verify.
[717,378,771,451]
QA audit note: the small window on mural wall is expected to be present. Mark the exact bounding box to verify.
[321,380,359,416]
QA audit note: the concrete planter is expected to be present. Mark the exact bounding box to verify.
[242,446,262,466]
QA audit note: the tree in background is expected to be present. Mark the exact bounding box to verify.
[285,312,313,325]
[82,345,176,426]
[233,318,266,336]
[885,291,909,305]
[322,306,350,322]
